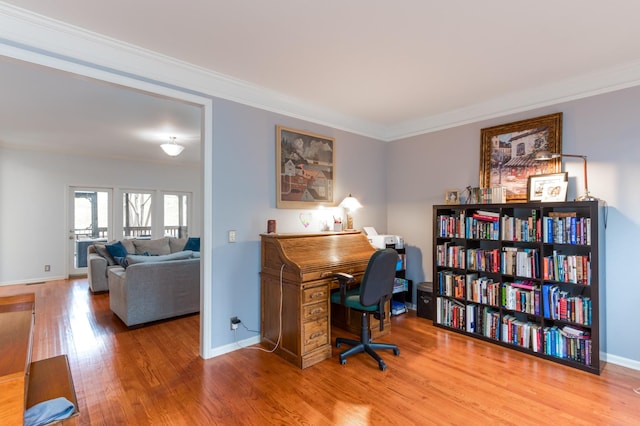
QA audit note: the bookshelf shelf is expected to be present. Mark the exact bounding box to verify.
[433,201,604,374]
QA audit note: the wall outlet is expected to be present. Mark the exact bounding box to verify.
[230,316,240,330]
[228,230,237,243]
[44,265,51,272]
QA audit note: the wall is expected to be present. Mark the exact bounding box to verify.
[387,86,640,368]
[0,146,202,285]
[209,98,389,348]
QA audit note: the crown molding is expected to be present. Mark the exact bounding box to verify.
[3,2,640,142]
[386,59,640,141]
[0,3,386,140]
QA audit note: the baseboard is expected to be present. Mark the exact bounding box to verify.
[0,275,66,286]
[207,335,261,359]
[603,352,640,371]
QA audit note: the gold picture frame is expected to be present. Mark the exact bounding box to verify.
[479,113,563,202]
[276,125,335,209]
[445,189,460,205]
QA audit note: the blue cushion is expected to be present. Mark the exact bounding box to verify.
[330,288,378,312]
[106,241,128,267]
[183,237,200,252]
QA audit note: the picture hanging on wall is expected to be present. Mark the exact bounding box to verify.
[479,113,563,202]
[276,125,335,209]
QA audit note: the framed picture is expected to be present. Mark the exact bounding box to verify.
[445,189,460,205]
[276,125,335,209]
[479,113,563,202]
[527,172,568,202]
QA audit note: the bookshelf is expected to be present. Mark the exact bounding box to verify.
[433,201,605,374]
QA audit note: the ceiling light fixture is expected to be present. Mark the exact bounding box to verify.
[160,136,184,156]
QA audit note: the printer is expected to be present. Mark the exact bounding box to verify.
[363,227,404,249]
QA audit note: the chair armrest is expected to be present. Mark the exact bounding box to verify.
[333,273,355,305]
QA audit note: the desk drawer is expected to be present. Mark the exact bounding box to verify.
[303,302,327,321]
[302,285,328,304]
[303,319,328,352]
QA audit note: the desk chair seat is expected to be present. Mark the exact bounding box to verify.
[331,248,400,371]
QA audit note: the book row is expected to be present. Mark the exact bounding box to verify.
[436,243,544,279]
[543,252,591,285]
[436,212,592,245]
[437,272,592,326]
[436,299,592,366]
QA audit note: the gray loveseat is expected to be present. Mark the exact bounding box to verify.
[87,237,190,292]
[108,254,200,327]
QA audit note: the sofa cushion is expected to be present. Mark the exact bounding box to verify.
[169,237,188,253]
[93,243,117,266]
[133,238,171,255]
[106,241,129,268]
[121,239,135,254]
[126,250,194,265]
[183,237,200,252]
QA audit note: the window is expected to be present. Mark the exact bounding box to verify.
[123,192,152,239]
[164,193,190,238]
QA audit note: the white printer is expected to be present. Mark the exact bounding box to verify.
[363,227,404,249]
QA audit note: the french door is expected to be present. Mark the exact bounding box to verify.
[68,187,112,276]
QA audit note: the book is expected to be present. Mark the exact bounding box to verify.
[548,211,577,218]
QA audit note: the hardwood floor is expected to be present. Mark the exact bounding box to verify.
[2,278,640,425]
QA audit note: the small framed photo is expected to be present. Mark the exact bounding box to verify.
[445,189,460,205]
[527,172,568,202]
[541,181,568,202]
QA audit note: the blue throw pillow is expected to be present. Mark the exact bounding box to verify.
[106,241,128,267]
[183,237,200,252]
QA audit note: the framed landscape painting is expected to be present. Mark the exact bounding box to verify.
[479,113,563,202]
[276,125,335,209]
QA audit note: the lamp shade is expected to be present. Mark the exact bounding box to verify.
[339,194,362,211]
[161,137,184,156]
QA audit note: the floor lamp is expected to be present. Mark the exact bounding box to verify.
[534,150,598,201]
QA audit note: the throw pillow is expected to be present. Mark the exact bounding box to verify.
[106,241,127,258]
[106,241,128,268]
[183,237,200,252]
[169,237,188,253]
[93,244,117,266]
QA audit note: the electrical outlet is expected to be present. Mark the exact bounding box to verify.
[230,316,240,330]
[228,230,237,243]
[44,265,50,272]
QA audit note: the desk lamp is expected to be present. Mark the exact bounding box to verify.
[339,194,362,230]
[534,150,597,201]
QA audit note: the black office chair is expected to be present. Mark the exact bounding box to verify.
[330,248,400,370]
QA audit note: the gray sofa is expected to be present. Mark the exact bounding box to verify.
[108,255,200,327]
[87,237,189,292]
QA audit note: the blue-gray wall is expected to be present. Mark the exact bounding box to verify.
[386,86,640,367]
[209,98,389,348]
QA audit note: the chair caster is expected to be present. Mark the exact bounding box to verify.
[336,342,342,348]
[378,362,387,371]
[340,358,347,365]
[393,348,400,356]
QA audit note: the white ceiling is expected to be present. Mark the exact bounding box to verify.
[3,0,640,156]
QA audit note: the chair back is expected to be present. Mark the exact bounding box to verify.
[360,248,398,307]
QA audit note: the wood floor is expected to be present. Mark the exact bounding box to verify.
[2,278,640,425]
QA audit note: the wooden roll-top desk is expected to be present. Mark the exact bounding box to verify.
[260,231,391,369]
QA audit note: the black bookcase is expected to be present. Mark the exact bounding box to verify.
[432,201,605,374]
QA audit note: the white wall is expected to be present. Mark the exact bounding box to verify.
[0,146,202,285]
[387,85,640,368]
